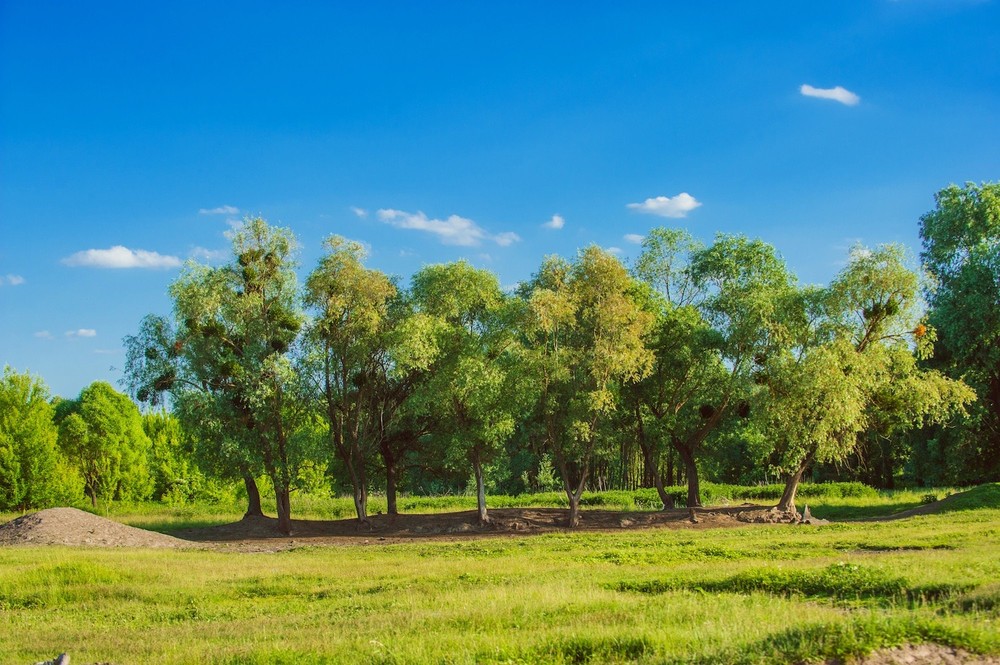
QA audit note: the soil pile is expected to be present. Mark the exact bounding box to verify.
[0,507,194,548]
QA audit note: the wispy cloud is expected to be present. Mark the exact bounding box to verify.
[606,247,623,255]
[350,206,368,218]
[34,330,53,340]
[543,214,565,230]
[624,233,644,244]
[62,246,182,269]
[800,84,860,106]
[93,348,120,355]
[199,205,240,215]
[66,329,97,338]
[0,274,25,286]
[376,209,521,247]
[190,247,227,262]
[627,193,702,218]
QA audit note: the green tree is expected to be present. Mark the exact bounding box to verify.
[125,217,306,533]
[524,247,653,527]
[765,245,973,511]
[633,230,795,507]
[142,409,212,504]
[919,182,1000,482]
[303,236,399,523]
[410,261,523,524]
[56,381,152,507]
[0,367,81,510]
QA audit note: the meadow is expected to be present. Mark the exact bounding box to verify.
[1,484,998,664]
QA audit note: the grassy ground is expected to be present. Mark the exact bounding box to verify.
[1,484,998,664]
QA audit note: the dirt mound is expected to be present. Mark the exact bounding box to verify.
[0,507,196,549]
[830,643,1000,664]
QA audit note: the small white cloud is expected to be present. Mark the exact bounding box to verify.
[627,193,702,218]
[494,231,521,247]
[606,247,623,255]
[62,246,182,269]
[376,209,520,247]
[350,206,368,218]
[34,330,53,339]
[199,205,240,215]
[478,253,494,262]
[66,329,97,338]
[800,84,860,106]
[624,233,644,244]
[543,214,565,230]
[2,274,25,286]
[93,348,120,355]
[190,247,227,262]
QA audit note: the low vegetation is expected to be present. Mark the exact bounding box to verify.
[1,485,998,663]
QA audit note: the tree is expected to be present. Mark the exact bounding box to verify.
[410,261,523,524]
[124,314,265,518]
[56,381,152,507]
[303,236,398,524]
[633,230,795,507]
[125,217,306,534]
[765,245,973,511]
[920,182,1000,482]
[524,247,653,527]
[0,367,81,511]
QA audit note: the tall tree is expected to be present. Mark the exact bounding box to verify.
[765,245,973,511]
[524,247,653,527]
[56,381,152,507]
[633,230,795,507]
[410,261,523,524]
[303,236,398,524]
[919,182,1000,482]
[0,367,81,511]
[125,217,306,533]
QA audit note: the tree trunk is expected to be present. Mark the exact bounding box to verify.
[473,454,489,524]
[242,473,264,518]
[652,467,675,510]
[353,484,369,523]
[385,452,398,516]
[567,491,582,528]
[275,484,292,535]
[674,443,702,507]
[89,484,97,508]
[777,452,814,513]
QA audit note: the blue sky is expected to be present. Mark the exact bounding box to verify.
[1,1,998,399]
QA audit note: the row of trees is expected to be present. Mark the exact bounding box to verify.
[3,183,994,528]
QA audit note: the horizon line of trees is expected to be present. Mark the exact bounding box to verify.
[2,182,997,532]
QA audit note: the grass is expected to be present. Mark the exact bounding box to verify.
[1,484,998,663]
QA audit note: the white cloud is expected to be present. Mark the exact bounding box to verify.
[190,247,227,262]
[199,205,240,215]
[606,247,623,255]
[93,348,120,355]
[34,330,53,340]
[350,206,368,218]
[376,209,521,247]
[627,193,702,218]
[66,329,97,338]
[62,246,182,269]
[543,214,565,230]
[800,84,860,106]
[1,274,25,286]
[624,233,644,244]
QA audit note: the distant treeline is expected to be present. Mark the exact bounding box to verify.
[2,182,997,530]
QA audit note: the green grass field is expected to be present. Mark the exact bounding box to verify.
[2,484,998,664]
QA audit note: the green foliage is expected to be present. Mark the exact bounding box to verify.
[56,381,152,506]
[0,367,81,510]
[920,182,1000,483]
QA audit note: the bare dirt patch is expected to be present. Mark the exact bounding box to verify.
[0,507,198,549]
[828,643,1000,664]
[0,504,823,552]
